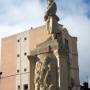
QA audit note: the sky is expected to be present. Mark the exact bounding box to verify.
[0,0,90,86]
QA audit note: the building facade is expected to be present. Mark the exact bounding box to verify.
[0,25,80,90]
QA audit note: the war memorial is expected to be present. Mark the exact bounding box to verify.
[0,0,80,90]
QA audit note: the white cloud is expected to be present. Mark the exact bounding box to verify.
[0,0,45,26]
[61,14,90,82]
[58,0,90,83]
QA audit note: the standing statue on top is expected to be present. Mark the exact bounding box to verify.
[44,0,59,34]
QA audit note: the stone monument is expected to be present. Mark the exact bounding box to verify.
[28,0,80,90]
[28,0,68,90]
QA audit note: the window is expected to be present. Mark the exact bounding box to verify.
[24,37,27,40]
[24,52,27,55]
[24,68,27,72]
[0,72,2,79]
[18,85,20,89]
[17,70,19,73]
[17,54,20,57]
[17,39,20,42]
[24,84,28,90]
[65,39,69,49]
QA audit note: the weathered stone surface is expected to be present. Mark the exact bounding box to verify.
[27,0,80,90]
[30,36,58,56]
[34,50,59,90]
[44,0,59,34]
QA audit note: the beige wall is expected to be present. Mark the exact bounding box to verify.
[1,35,17,90]
[0,76,16,90]
[29,26,51,50]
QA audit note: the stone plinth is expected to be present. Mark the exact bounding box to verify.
[28,24,80,90]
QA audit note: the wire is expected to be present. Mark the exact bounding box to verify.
[0,72,30,79]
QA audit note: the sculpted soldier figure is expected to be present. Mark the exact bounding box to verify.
[34,47,59,90]
[44,0,57,21]
[34,60,42,90]
[44,0,59,34]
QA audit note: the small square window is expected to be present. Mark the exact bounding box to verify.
[24,37,27,40]
[17,40,20,42]
[18,85,20,89]
[24,84,28,90]
[17,54,20,57]
[24,68,27,72]
[65,39,69,49]
[17,70,19,73]
[24,52,27,56]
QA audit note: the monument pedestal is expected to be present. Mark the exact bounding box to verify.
[28,27,71,90]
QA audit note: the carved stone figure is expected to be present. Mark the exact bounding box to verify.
[34,60,42,90]
[44,0,59,34]
[44,0,57,21]
[34,49,59,90]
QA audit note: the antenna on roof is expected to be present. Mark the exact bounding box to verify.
[86,75,89,83]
